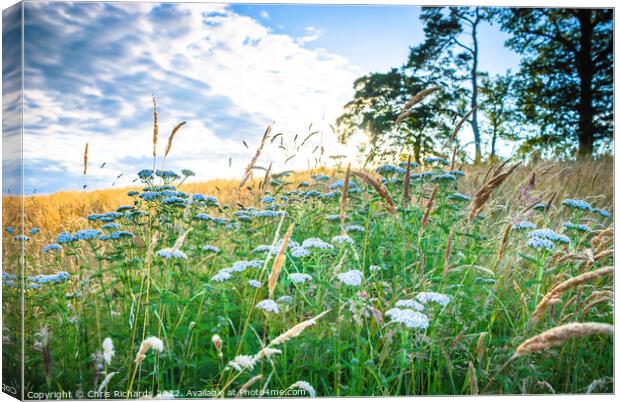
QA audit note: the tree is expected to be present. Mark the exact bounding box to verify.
[478,72,522,160]
[407,7,494,165]
[336,69,454,163]
[498,8,613,157]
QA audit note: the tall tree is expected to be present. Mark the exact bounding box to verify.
[499,8,613,157]
[478,72,522,160]
[407,7,493,164]
[336,69,454,163]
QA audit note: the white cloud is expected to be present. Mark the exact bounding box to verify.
[259,10,270,19]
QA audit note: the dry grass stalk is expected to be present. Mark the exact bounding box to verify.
[468,162,521,221]
[442,230,453,277]
[83,143,89,176]
[164,122,187,158]
[260,162,273,192]
[268,223,295,298]
[468,361,478,395]
[350,170,397,214]
[592,227,613,250]
[476,332,487,362]
[239,124,273,188]
[395,86,441,125]
[270,310,330,345]
[447,106,477,144]
[340,163,351,225]
[172,228,192,253]
[144,232,160,268]
[536,381,556,394]
[237,374,262,397]
[496,223,512,265]
[419,186,438,238]
[152,96,158,164]
[544,192,557,213]
[582,291,614,316]
[402,154,412,209]
[532,266,613,323]
[513,322,612,358]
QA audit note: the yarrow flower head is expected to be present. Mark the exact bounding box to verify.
[156,248,188,260]
[385,308,429,329]
[14,235,30,241]
[29,228,40,235]
[311,174,330,182]
[255,299,280,313]
[42,243,62,253]
[248,280,262,288]
[227,355,256,372]
[75,229,102,241]
[212,270,232,282]
[533,202,547,211]
[289,273,313,284]
[277,295,293,305]
[512,221,536,230]
[181,169,195,177]
[137,169,154,180]
[202,245,220,253]
[261,195,275,203]
[424,156,449,166]
[448,169,465,176]
[431,173,457,183]
[375,164,405,175]
[395,299,424,311]
[416,292,451,306]
[337,270,363,286]
[528,228,570,244]
[448,193,472,202]
[399,161,419,169]
[369,265,382,272]
[592,208,611,218]
[562,222,593,233]
[332,235,354,245]
[301,238,334,250]
[56,232,76,244]
[561,199,592,211]
[527,237,555,251]
[28,271,71,284]
[345,225,365,233]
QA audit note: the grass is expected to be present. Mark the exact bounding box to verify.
[1,156,613,398]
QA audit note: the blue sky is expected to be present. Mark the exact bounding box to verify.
[2,1,520,194]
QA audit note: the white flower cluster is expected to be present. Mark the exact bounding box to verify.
[227,355,256,372]
[211,260,263,282]
[332,235,354,245]
[385,308,429,329]
[289,273,313,284]
[395,299,424,311]
[337,270,363,286]
[416,292,451,306]
[256,299,280,313]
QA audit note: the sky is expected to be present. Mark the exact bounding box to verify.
[2,1,521,194]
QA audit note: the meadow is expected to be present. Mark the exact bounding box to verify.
[2,151,614,398]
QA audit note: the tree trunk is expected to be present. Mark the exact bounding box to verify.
[576,10,595,157]
[471,11,482,165]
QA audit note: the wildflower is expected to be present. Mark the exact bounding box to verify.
[137,169,154,180]
[289,381,317,397]
[369,265,381,272]
[202,245,220,253]
[194,213,212,222]
[254,347,282,361]
[561,199,592,211]
[116,205,133,212]
[562,222,593,233]
[448,169,465,176]
[42,243,62,253]
[5,227,15,234]
[250,210,286,218]
[512,221,536,230]
[527,237,555,251]
[311,174,330,182]
[27,283,41,290]
[528,228,570,244]
[127,191,140,197]
[289,273,313,284]
[212,271,232,282]
[332,235,354,245]
[290,247,310,258]
[156,169,180,180]
[256,299,280,313]
[231,260,263,272]
[416,292,451,306]
[29,271,70,284]
[301,238,334,250]
[445,193,469,203]
[395,299,424,311]
[110,231,135,240]
[75,229,102,241]
[248,280,262,288]
[424,156,449,165]
[375,164,405,175]
[399,161,419,169]
[321,191,341,199]
[345,225,365,233]
[330,179,359,190]
[277,295,293,304]
[431,173,457,182]
[227,355,256,372]
[13,235,30,241]
[181,169,195,177]
[102,337,115,364]
[156,248,188,260]
[29,228,40,235]
[533,202,547,211]
[298,181,310,187]
[134,336,164,364]
[385,308,429,329]
[592,208,611,218]
[101,223,120,230]
[162,196,187,206]
[304,190,322,198]
[262,196,275,203]
[337,270,363,287]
